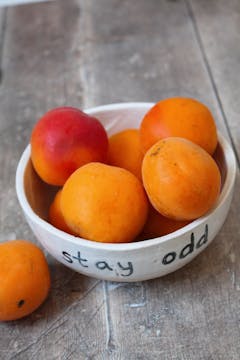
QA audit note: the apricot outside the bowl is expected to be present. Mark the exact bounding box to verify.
[0,240,50,321]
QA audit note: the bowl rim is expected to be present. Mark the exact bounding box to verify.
[16,102,237,251]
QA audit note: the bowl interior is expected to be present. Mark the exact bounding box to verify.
[23,103,228,238]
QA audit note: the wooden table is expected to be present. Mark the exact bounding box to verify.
[0,1,239,359]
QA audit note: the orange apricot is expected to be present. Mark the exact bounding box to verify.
[108,129,144,180]
[0,240,50,321]
[61,163,149,243]
[139,205,190,240]
[142,137,221,221]
[49,189,75,235]
[140,97,218,154]
[31,107,108,186]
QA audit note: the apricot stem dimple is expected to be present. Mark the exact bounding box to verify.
[17,299,25,308]
[150,147,161,157]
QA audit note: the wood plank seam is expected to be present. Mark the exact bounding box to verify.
[0,8,7,84]
[185,0,240,169]
[103,281,116,354]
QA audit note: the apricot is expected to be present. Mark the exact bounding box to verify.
[61,162,149,243]
[49,189,75,235]
[0,240,50,321]
[139,205,190,240]
[108,129,144,180]
[142,137,221,221]
[140,97,218,154]
[31,107,109,186]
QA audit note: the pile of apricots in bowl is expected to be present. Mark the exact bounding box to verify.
[15,100,236,284]
[30,97,221,244]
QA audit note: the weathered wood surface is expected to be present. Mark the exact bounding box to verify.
[0,0,239,359]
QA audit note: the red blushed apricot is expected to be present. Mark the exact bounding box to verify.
[140,97,218,155]
[31,107,108,186]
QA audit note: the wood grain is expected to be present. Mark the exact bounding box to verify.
[0,0,239,359]
[189,0,240,167]
[0,2,107,359]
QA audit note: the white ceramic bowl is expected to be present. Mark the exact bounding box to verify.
[16,103,236,282]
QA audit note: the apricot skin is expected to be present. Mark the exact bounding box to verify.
[108,129,144,180]
[0,240,50,321]
[139,205,190,240]
[140,97,218,155]
[31,107,109,186]
[61,162,149,243]
[49,189,76,235]
[142,137,221,221]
